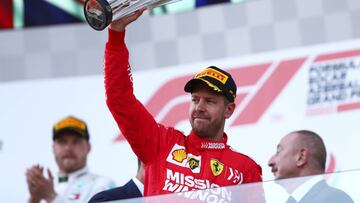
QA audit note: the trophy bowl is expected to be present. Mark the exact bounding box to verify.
[84,0,181,31]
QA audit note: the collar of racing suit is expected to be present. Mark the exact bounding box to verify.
[57,166,89,184]
[187,131,229,151]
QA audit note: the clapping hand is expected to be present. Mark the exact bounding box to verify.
[26,164,57,203]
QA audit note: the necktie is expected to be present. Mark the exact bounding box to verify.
[286,196,297,203]
[58,176,68,183]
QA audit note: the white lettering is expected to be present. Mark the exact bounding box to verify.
[201,142,225,149]
[180,185,189,192]
[210,187,221,195]
[166,168,180,182]
[175,184,184,193]
[180,172,184,185]
[162,179,178,192]
[163,169,232,202]
[184,175,195,187]
[207,194,219,203]
[194,179,206,190]
[182,190,195,198]
[190,190,209,201]
[222,187,232,200]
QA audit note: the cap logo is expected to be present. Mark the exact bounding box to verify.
[199,78,222,92]
[195,68,228,84]
[54,118,86,131]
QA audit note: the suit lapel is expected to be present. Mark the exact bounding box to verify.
[298,180,327,203]
[124,179,142,197]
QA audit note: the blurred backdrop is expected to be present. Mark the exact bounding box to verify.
[0,0,359,202]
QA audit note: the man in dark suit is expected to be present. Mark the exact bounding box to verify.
[88,159,144,202]
[268,130,354,203]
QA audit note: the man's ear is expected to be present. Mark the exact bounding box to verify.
[225,102,236,118]
[296,148,308,167]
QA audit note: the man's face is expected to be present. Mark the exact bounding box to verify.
[53,132,90,174]
[268,134,300,180]
[189,84,234,140]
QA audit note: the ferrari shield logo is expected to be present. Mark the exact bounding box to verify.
[210,159,224,176]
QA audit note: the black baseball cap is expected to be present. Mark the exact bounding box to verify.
[184,66,237,102]
[53,116,90,141]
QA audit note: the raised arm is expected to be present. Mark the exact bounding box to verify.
[104,10,175,164]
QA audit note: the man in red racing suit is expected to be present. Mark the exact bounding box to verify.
[104,10,264,202]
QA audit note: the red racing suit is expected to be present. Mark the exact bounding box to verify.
[104,29,263,201]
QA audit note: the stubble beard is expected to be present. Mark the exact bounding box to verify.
[191,119,221,139]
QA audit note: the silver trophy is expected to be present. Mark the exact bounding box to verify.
[84,0,180,31]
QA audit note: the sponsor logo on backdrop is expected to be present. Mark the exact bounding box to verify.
[307,49,360,116]
[113,48,360,142]
[145,59,305,128]
[114,58,306,142]
[179,186,232,203]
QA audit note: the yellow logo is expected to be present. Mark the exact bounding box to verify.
[210,159,224,176]
[195,68,228,84]
[172,149,187,163]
